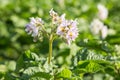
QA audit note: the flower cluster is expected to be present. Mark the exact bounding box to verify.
[90,4,108,39]
[90,19,108,39]
[49,8,65,25]
[49,9,78,45]
[25,9,78,45]
[97,4,108,20]
[25,17,43,42]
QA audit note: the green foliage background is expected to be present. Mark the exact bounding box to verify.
[0,0,120,80]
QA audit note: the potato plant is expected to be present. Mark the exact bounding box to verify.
[0,0,120,80]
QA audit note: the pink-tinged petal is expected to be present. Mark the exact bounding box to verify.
[25,17,43,42]
[58,14,66,24]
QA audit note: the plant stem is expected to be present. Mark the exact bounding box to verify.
[48,34,54,64]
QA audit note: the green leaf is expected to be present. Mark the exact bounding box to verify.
[24,50,40,61]
[104,66,115,76]
[24,50,31,59]
[15,50,40,72]
[77,39,114,53]
[72,68,86,77]
[56,68,72,79]
[76,60,111,73]
[4,72,16,80]
[6,61,16,71]
[31,72,52,79]
[85,61,103,73]
[21,66,52,80]
[0,72,4,79]
[15,54,24,72]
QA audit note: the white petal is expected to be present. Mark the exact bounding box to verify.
[101,26,108,39]
[97,4,108,20]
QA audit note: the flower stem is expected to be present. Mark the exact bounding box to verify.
[48,34,54,64]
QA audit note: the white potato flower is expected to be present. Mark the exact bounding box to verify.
[97,4,108,20]
[90,19,108,39]
[25,17,43,42]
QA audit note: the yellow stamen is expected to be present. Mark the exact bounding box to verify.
[60,27,66,32]
[69,32,73,36]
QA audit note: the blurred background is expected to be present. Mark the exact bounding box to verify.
[0,0,120,80]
